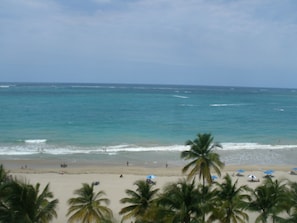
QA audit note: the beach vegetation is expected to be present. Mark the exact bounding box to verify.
[155,178,206,223]
[0,164,9,184]
[119,179,159,223]
[67,183,113,223]
[181,133,224,185]
[196,183,217,222]
[0,179,58,223]
[287,181,297,222]
[209,174,251,223]
[247,177,289,223]
[140,203,174,223]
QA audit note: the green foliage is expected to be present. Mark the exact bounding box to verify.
[248,177,290,223]
[181,133,224,185]
[0,177,58,223]
[287,181,297,222]
[119,180,159,223]
[67,183,113,223]
[0,164,9,184]
[210,174,251,223]
[156,179,205,223]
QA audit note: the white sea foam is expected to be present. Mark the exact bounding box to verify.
[173,95,189,99]
[209,103,247,107]
[274,108,285,112]
[221,143,297,150]
[103,145,186,153]
[180,104,195,107]
[0,145,41,155]
[0,142,296,156]
[71,85,104,88]
[25,139,47,144]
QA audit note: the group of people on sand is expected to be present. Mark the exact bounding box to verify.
[289,170,297,175]
[60,163,67,168]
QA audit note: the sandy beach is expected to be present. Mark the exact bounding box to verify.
[2,159,297,223]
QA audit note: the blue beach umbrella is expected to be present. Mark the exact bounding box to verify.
[292,167,297,171]
[146,175,156,180]
[237,169,245,173]
[264,170,274,175]
[211,175,218,181]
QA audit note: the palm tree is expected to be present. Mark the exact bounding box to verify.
[0,180,58,223]
[119,179,159,223]
[209,174,250,223]
[156,179,205,223]
[0,164,9,184]
[137,202,172,223]
[0,164,11,222]
[67,183,113,223]
[248,177,289,223]
[286,181,297,222]
[0,186,13,223]
[181,133,224,185]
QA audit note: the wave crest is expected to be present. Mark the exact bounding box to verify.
[0,142,296,156]
[25,139,47,144]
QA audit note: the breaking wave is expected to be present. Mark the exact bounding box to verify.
[0,142,296,156]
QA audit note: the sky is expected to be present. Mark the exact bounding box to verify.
[1,0,297,88]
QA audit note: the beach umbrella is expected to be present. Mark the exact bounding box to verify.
[211,175,218,181]
[248,175,257,181]
[263,170,274,175]
[146,175,156,180]
[290,168,297,175]
[236,169,245,176]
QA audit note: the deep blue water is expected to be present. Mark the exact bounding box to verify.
[1,83,297,160]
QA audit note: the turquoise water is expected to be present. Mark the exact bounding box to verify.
[1,83,297,165]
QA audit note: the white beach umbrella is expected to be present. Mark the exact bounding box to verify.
[248,175,257,180]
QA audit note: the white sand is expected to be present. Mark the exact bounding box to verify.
[5,163,297,223]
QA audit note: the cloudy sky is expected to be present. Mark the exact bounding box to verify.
[1,0,297,88]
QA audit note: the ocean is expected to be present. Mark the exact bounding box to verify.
[1,83,297,166]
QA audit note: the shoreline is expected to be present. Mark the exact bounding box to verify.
[1,158,296,175]
[1,147,297,169]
